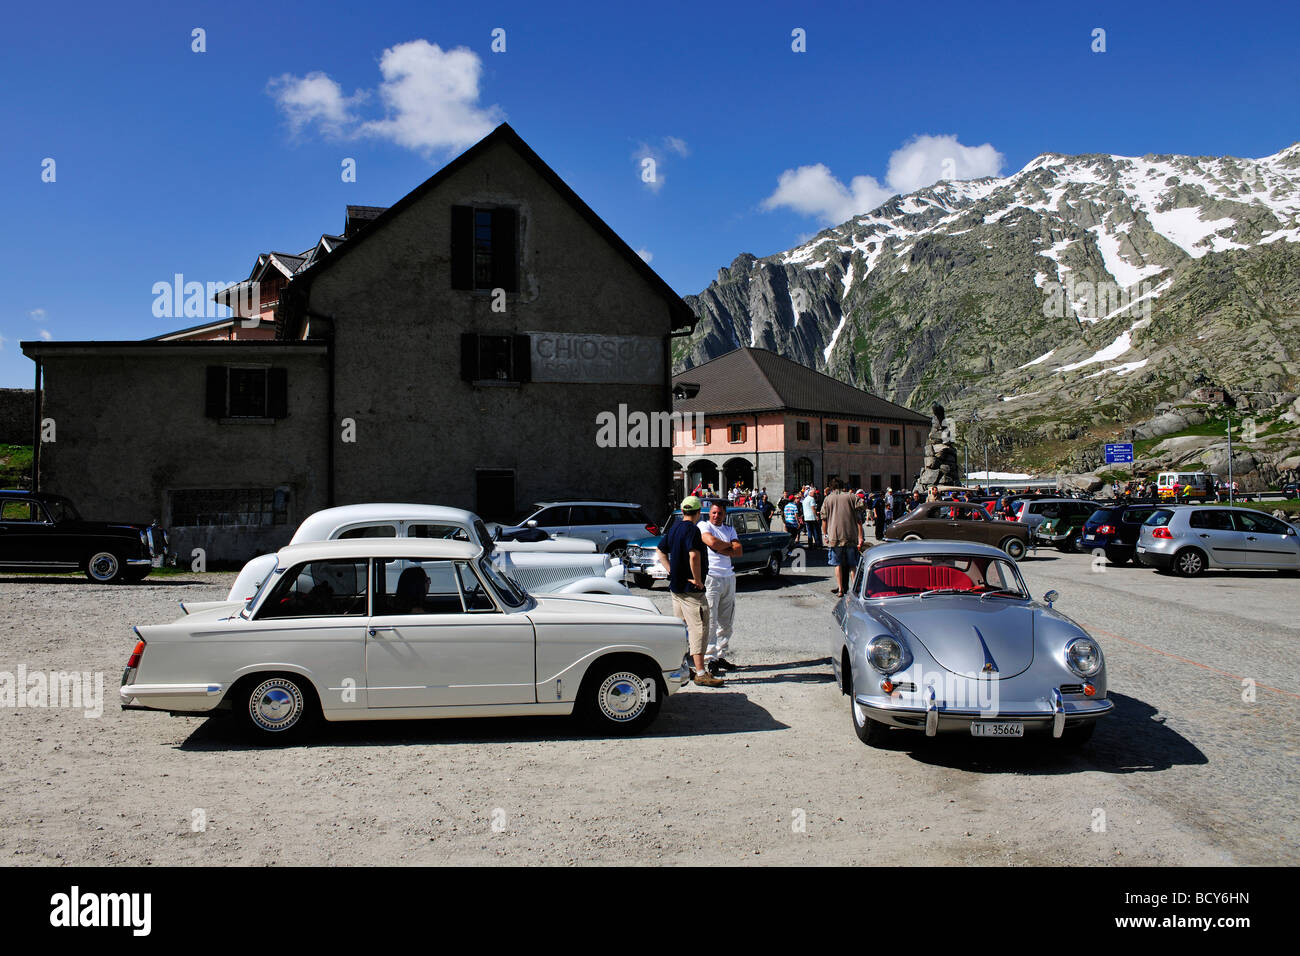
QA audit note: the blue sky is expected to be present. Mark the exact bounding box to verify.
[2,0,1297,385]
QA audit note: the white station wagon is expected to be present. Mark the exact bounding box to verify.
[216,504,628,609]
[122,539,688,741]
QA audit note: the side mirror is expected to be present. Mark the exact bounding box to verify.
[526,520,538,529]
[1043,589,1059,608]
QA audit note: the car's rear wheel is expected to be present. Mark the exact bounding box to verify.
[848,668,890,747]
[238,674,319,744]
[84,551,124,584]
[604,541,628,565]
[1000,537,1027,560]
[1173,547,1206,577]
[1104,549,1130,565]
[760,551,782,576]
[577,656,661,735]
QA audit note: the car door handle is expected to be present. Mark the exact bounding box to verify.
[1246,536,1257,541]
[1199,534,1210,538]
[368,626,395,636]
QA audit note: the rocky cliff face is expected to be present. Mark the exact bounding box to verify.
[676,145,1300,476]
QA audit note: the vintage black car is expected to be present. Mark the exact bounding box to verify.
[0,490,168,583]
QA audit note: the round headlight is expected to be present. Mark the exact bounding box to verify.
[1065,637,1102,677]
[867,636,905,674]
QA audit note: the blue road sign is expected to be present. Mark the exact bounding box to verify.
[1104,443,1134,464]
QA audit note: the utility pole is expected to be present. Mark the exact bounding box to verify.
[1226,408,1234,506]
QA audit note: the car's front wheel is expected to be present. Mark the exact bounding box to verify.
[577,657,662,735]
[84,551,124,584]
[848,668,890,747]
[1173,547,1206,577]
[238,674,319,744]
[632,572,654,589]
[760,551,782,576]
[1000,537,1027,560]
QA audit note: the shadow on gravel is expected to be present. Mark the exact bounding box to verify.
[724,658,836,686]
[884,692,1207,775]
[177,693,788,750]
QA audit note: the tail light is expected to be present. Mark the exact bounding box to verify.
[645,524,658,535]
[126,638,146,669]
[1151,527,1172,539]
[1095,524,1116,535]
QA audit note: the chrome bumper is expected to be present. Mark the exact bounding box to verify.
[859,685,1114,737]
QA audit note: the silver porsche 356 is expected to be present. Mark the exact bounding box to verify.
[831,540,1113,747]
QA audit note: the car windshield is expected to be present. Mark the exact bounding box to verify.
[478,558,529,608]
[241,565,284,619]
[861,555,1028,600]
[43,496,81,522]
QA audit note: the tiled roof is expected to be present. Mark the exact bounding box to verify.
[672,348,929,423]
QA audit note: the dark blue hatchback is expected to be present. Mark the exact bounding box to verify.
[1077,502,1160,564]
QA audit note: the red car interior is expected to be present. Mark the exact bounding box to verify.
[866,563,975,597]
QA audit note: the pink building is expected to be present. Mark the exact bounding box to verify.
[670,348,929,497]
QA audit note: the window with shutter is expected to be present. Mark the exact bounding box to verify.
[452,204,520,292]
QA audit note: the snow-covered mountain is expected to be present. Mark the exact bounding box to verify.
[676,143,1300,472]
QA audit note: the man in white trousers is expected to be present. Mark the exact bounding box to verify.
[699,500,743,676]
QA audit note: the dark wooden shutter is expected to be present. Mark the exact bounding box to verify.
[268,368,288,418]
[491,208,518,292]
[450,205,473,290]
[461,333,479,381]
[511,334,531,383]
[205,366,226,417]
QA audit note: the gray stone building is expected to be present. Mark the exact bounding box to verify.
[23,124,696,562]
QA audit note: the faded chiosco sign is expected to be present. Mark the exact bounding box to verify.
[529,333,663,385]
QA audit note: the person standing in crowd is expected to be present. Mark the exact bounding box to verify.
[759,491,775,529]
[698,501,742,675]
[656,496,723,687]
[872,492,887,540]
[884,488,895,529]
[802,486,823,548]
[783,493,801,546]
[821,478,865,597]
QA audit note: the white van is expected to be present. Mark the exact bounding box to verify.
[1156,471,1218,499]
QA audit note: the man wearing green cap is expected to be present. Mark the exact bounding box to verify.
[656,496,724,687]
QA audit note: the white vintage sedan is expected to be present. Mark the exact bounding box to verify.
[123,539,688,742]
[215,504,627,609]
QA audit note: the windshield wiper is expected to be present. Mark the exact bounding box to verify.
[979,588,1026,601]
[918,588,967,598]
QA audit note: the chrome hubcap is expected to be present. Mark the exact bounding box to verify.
[89,553,119,579]
[249,679,303,731]
[597,672,647,722]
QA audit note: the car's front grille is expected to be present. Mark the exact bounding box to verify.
[1060,684,1084,695]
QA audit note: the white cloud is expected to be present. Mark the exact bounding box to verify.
[886,134,1004,193]
[28,308,46,322]
[359,40,502,153]
[266,71,363,137]
[663,136,690,157]
[268,40,501,155]
[762,134,1004,224]
[761,164,892,224]
[636,247,653,263]
[39,330,52,341]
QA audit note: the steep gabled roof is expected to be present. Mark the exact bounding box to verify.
[278,123,698,338]
[672,348,929,424]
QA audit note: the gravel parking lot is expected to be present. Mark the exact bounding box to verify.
[1,548,1296,866]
